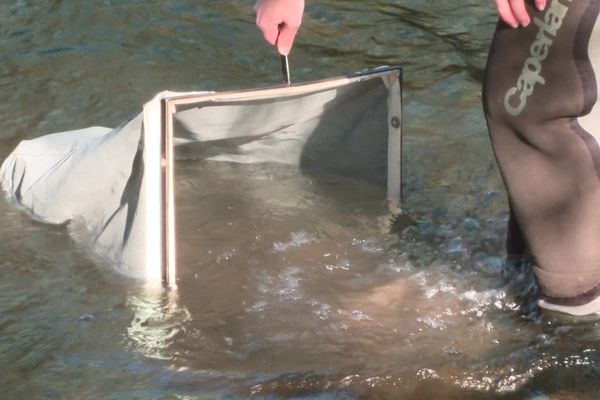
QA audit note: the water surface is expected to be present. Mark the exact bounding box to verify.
[2,1,600,399]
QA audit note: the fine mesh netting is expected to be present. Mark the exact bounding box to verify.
[0,67,402,285]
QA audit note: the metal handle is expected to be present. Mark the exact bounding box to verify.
[281,54,290,86]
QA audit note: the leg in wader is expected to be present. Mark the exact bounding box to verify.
[484,0,600,315]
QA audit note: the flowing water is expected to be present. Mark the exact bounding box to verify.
[2,1,600,399]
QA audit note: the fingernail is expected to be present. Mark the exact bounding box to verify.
[510,22,519,29]
[279,46,290,56]
[522,20,530,27]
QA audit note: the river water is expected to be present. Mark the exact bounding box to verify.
[2,0,600,399]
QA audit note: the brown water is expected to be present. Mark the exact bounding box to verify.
[2,1,600,399]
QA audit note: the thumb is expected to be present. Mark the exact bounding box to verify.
[276,24,299,56]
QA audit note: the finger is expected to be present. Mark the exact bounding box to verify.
[535,0,547,11]
[276,24,299,56]
[495,0,519,28]
[509,0,531,26]
[256,15,280,45]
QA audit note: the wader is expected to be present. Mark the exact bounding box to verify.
[484,0,600,314]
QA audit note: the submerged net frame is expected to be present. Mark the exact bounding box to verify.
[1,66,402,287]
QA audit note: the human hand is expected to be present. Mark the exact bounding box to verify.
[494,0,547,28]
[254,0,305,55]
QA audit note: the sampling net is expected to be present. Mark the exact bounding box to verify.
[0,67,402,286]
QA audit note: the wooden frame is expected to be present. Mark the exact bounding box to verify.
[158,67,402,286]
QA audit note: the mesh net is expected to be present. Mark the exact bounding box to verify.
[1,67,402,285]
